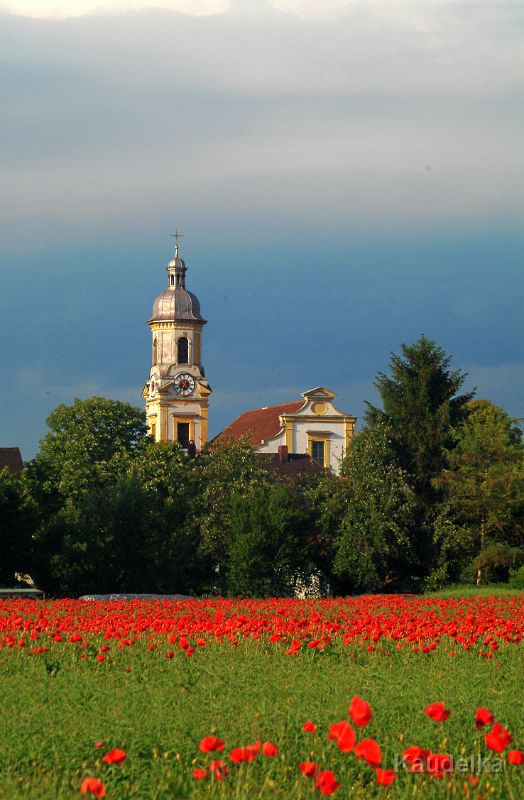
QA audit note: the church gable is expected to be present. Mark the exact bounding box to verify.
[293,387,348,419]
[217,388,357,474]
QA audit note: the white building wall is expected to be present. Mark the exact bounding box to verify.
[258,433,285,453]
[255,389,355,474]
[294,420,347,471]
[257,420,347,472]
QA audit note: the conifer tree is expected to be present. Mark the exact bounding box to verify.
[365,336,473,575]
[366,336,473,503]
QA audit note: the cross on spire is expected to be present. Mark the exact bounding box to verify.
[170,229,183,257]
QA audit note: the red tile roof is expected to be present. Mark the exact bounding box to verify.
[0,448,23,475]
[216,401,304,446]
[260,452,322,477]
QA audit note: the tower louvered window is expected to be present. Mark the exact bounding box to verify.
[178,337,189,364]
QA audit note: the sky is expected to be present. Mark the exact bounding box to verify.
[1,0,523,460]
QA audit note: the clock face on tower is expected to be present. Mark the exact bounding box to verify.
[174,373,196,396]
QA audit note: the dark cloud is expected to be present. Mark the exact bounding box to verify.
[0,2,522,457]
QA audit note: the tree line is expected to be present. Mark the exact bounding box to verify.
[1,336,523,597]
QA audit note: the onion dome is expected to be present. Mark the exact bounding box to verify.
[148,249,206,324]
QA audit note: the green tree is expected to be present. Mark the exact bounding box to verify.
[28,397,148,502]
[305,470,351,594]
[332,422,416,593]
[122,440,210,594]
[195,438,271,589]
[26,397,148,594]
[31,439,209,596]
[366,336,473,572]
[0,469,36,585]
[26,399,216,596]
[434,399,524,585]
[225,482,311,596]
[366,336,473,497]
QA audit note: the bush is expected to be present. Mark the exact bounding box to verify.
[466,544,524,585]
[509,565,524,590]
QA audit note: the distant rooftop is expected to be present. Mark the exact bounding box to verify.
[259,452,322,477]
[215,401,304,446]
[0,448,23,476]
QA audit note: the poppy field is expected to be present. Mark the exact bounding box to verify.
[1,593,523,799]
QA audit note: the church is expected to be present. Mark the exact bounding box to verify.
[143,243,356,473]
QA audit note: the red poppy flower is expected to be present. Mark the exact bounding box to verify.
[285,639,301,655]
[101,748,127,765]
[199,736,225,753]
[375,768,396,786]
[485,723,512,753]
[262,741,278,757]
[299,761,318,777]
[244,741,261,761]
[229,747,245,763]
[328,720,356,753]
[475,707,494,730]
[426,753,452,777]
[349,696,372,727]
[94,741,105,749]
[508,750,524,765]
[425,702,451,722]
[303,720,317,733]
[193,768,208,779]
[229,742,260,763]
[210,760,228,780]
[328,721,346,741]
[80,777,106,798]
[355,738,382,767]
[314,769,340,795]
[403,745,429,772]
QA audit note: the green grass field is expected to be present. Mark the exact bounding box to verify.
[424,586,523,599]
[1,592,523,799]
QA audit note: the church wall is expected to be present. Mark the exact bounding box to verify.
[151,323,202,375]
[258,434,285,454]
[256,420,348,473]
[295,421,347,472]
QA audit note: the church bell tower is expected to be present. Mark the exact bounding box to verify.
[143,236,211,451]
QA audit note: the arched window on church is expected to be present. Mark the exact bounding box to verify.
[177,336,189,364]
[170,274,175,286]
[152,337,158,365]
